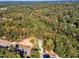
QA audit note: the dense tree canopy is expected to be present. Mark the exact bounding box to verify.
[0,2,79,58]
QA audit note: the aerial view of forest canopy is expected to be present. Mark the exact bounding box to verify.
[0,1,79,58]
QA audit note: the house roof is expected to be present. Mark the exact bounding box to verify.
[19,38,32,47]
[0,39,11,46]
[0,37,37,49]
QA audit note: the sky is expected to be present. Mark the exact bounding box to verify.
[0,0,78,1]
[0,0,77,1]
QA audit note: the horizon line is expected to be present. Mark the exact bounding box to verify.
[0,0,79,2]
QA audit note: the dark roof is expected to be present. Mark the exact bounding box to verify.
[43,54,50,58]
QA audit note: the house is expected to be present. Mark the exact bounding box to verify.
[0,37,37,56]
[18,37,37,56]
[0,8,7,11]
[10,37,37,56]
